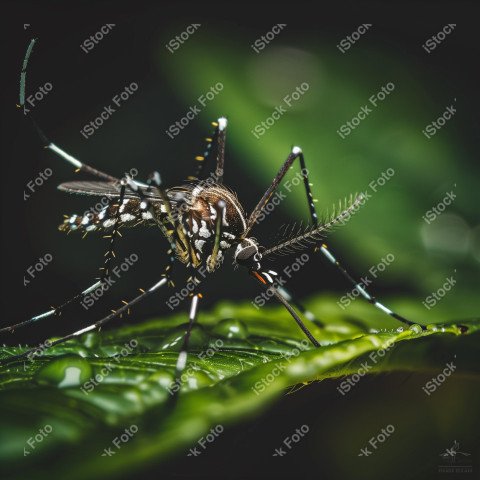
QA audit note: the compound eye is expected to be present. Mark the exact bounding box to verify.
[236,245,256,263]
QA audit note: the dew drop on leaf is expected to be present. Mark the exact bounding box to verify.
[34,355,93,388]
[211,318,249,339]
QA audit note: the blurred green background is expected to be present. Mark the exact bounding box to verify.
[2,1,479,479]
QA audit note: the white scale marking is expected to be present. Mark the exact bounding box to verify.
[375,302,393,315]
[218,117,227,131]
[103,219,115,228]
[321,246,336,264]
[48,143,82,168]
[195,239,206,252]
[356,284,372,300]
[73,325,96,336]
[292,146,302,155]
[209,204,217,219]
[221,205,229,226]
[176,350,187,371]
[32,309,56,321]
[189,295,199,320]
[121,213,136,222]
[149,277,167,292]
[192,185,203,197]
[199,220,211,238]
[82,281,102,294]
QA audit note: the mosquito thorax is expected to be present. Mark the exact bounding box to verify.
[175,182,247,270]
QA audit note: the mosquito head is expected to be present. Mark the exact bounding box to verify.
[234,238,262,271]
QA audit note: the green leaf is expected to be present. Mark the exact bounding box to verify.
[0,296,478,479]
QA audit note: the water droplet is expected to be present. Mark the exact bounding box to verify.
[409,324,423,334]
[396,327,404,333]
[211,318,249,340]
[35,355,92,388]
[426,324,438,332]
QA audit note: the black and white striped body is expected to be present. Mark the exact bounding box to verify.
[58,180,248,272]
[175,184,246,270]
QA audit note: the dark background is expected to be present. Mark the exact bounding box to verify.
[1,1,479,479]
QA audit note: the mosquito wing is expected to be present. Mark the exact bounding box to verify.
[57,181,164,200]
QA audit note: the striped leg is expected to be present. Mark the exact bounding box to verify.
[207,200,226,272]
[18,39,134,185]
[189,117,227,184]
[246,146,305,234]
[276,286,324,328]
[319,244,419,327]
[245,145,325,326]
[0,183,127,335]
[290,149,420,329]
[169,292,202,398]
[2,277,170,365]
[251,272,320,347]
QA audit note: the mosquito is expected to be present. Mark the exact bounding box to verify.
[2,42,423,387]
